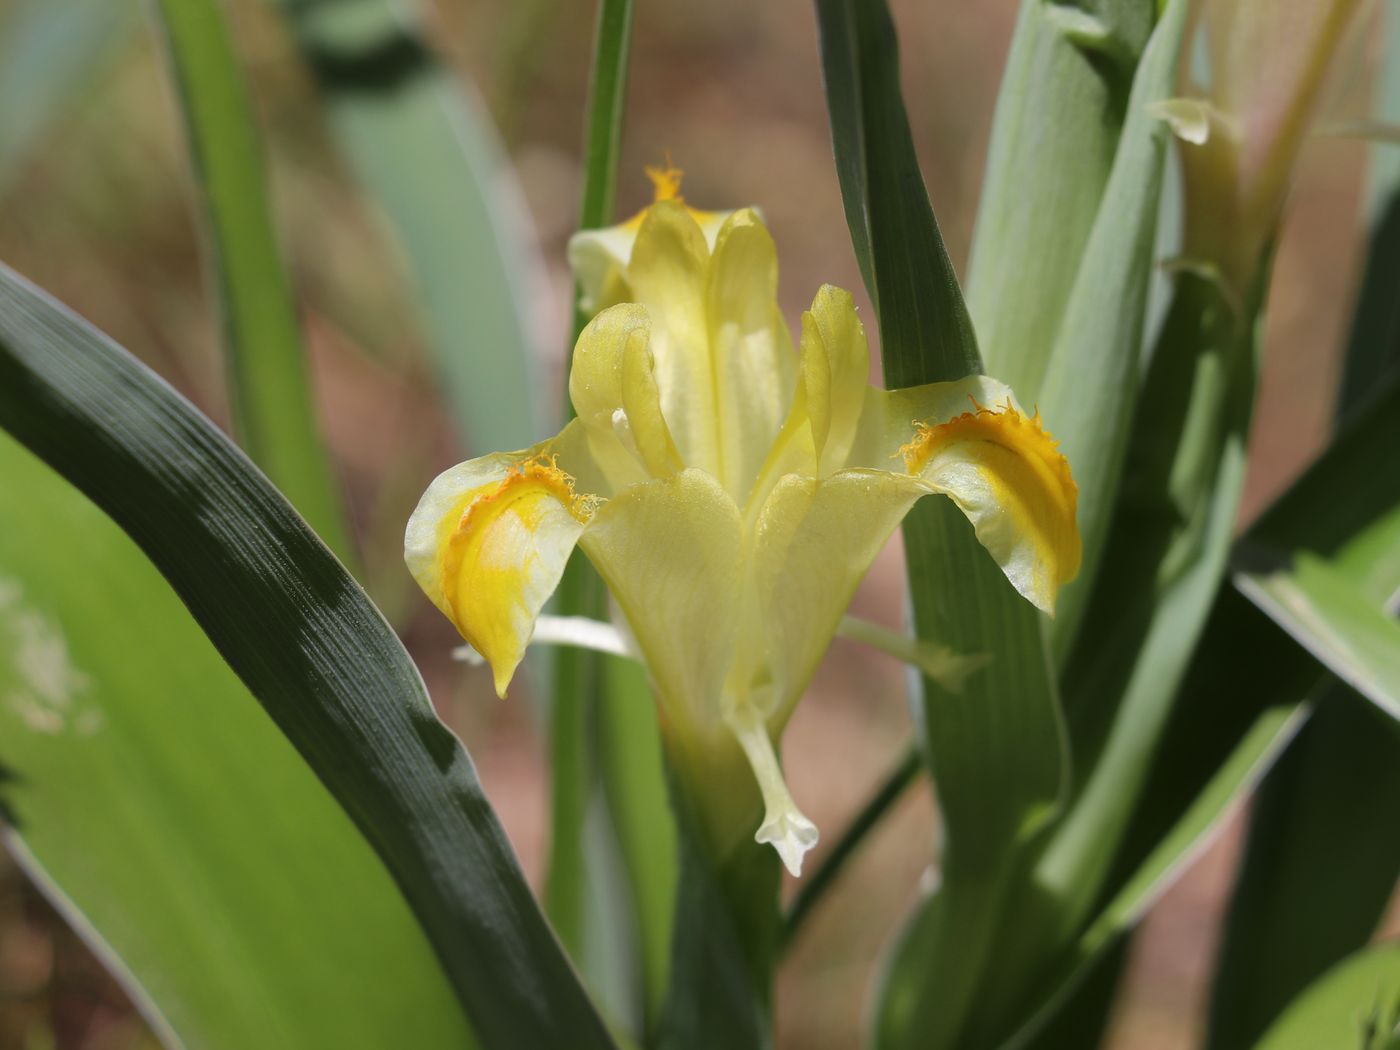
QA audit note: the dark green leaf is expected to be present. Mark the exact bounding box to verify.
[0,263,613,1050]
[815,3,1068,1045]
[0,434,474,1049]
[1207,693,1400,1050]
[152,0,351,560]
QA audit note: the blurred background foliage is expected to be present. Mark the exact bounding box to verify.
[0,1,1393,1048]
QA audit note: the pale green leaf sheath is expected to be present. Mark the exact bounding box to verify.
[407,174,1082,875]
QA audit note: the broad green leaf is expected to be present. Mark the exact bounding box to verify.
[1207,693,1400,1050]
[814,2,1067,1046]
[968,0,1154,403]
[0,264,614,1050]
[1234,372,1400,723]
[1235,556,1400,724]
[152,0,351,560]
[995,658,1307,1049]
[1039,0,1185,651]
[1253,941,1400,1050]
[1044,268,1259,939]
[0,434,473,1050]
[0,0,137,194]
[272,0,543,453]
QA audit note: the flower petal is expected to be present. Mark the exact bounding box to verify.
[751,285,871,516]
[578,467,745,738]
[405,445,594,697]
[569,303,683,487]
[569,207,732,318]
[625,203,799,504]
[750,470,923,718]
[862,378,1082,614]
[703,209,796,500]
[724,700,818,877]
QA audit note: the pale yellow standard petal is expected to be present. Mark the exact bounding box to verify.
[887,381,1082,614]
[703,209,795,500]
[578,467,745,741]
[569,303,683,488]
[566,162,735,318]
[748,284,870,519]
[749,470,923,723]
[405,447,595,697]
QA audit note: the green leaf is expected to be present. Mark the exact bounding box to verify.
[814,0,978,380]
[657,816,771,1050]
[1234,373,1400,723]
[152,0,351,560]
[0,0,137,194]
[0,263,614,1050]
[0,434,473,1050]
[1044,267,1259,940]
[1207,693,1400,1050]
[597,654,677,1035]
[1253,941,1400,1050]
[994,634,1307,1049]
[1235,556,1400,724]
[968,0,1154,403]
[1038,0,1186,652]
[272,0,544,453]
[814,2,1067,1046]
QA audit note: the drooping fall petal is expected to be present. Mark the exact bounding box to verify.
[404,443,596,696]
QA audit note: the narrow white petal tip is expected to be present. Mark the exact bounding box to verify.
[757,811,819,878]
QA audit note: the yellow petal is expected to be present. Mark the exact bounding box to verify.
[752,285,870,513]
[624,202,797,504]
[578,467,745,740]
[893,383,1081,614]
[749,470,923,720]
[702,209,795,500]
[569,303,683,486]
[724,700,818,877]
[568,204,733,318]
[405,447,595,697]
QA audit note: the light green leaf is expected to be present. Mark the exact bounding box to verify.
[0,263,614,1050]
[1253,941,1400,1050]
[1045,266,1259,940]
[968,0,1154,403]
[272,0,544,453]
[814,2,1067,1046]
[152,0,351,560]
[1039,0,1187,651]
[1233,372,1400,723]
[0,434,473,1050]
[1235,557,1400,724]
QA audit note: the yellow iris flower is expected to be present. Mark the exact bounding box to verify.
[406,182,1080,876]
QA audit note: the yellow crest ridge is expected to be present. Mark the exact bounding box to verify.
[900,397,1078,502]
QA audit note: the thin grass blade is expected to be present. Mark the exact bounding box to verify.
[151,0,352,560]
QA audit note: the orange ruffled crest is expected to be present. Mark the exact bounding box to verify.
[436,457,595,695]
